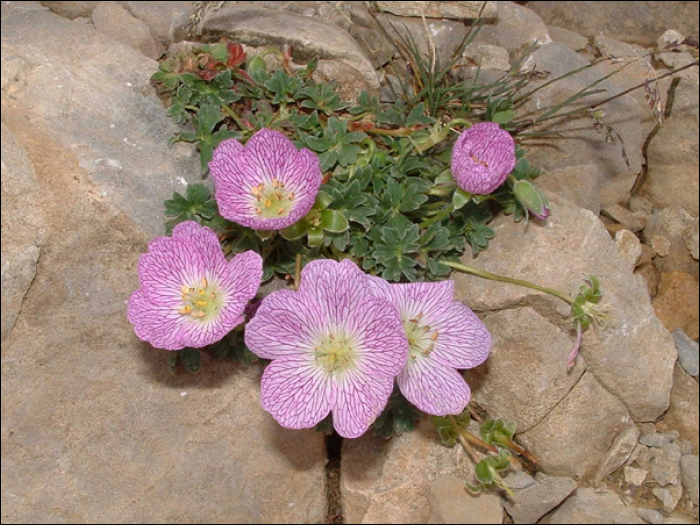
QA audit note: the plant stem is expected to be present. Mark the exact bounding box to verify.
[445,261,575,305]
[222,104,248,131]
[448,415,481,463]
[496,436,539,465]
[420,206,454,229]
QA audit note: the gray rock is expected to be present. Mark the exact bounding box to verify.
[1,122,48,342]
[652,483,684,513]
[2,1,46,21]
[673,329,700,378]
[504,470,537,490]
[637,508,666,524]
[91,1,164,59]
[453,196,677,422]
[374,1,498,20]
[504,474,578,524]
[615,229,644,270]
[526,2,700,47]
[649,443,683,487]
[681,455,700,506]
[663,365,700,454]
[342,419,476,524]
[541,487,644,524]
[518,373,634,480]
[202,7,380,90]
[657,51,699,83]
[603,203,649,232]
[313,59,371,104]
[41,0,97,19]
[643,207,698,279]
[472,1,552,55]
[536,164,603,215]
[658,30,686,51]
[641,431,681,448]
[548,25,589,52]
[118,1,193,45]
[596,426,641,484]
[428,476,504,524]
[517,43,645,208]
[463,44,511,71]
[625,466,650,487]
[465,308,586,433]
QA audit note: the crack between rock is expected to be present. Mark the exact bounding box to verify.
[325,433,344,524]
[8,243,44,341]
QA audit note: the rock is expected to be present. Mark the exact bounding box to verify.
[526,2,700,47]
[0,8,328,523]
[653,271,700,340]
[428,476,504,524]
[685,218,700,261]
[649,443,683,487]
[453,196,677,422]
[541,488,644,524]
[662,365,700,454]
[657,51,699,83]
[615,230,644,270]
[2,1,46,21]
[350,25,394,68]
[636,264,661,298]
[342,419,476,524]
[465,308,585,433]
[91,2,164,59]
[313,59,371,104]
[1,122,47,342]
[637,508,666,524]
[517,43,645,207]
[596,426,641,484]
[652,483,684,513]
[631,196,655,217]
[503,470,537,490]
[118,2,193,45]
[548,25,589,52]
[644,207,698,279]
[625,466,650,487]
[473,1,552,56]
[681,455,700,506]
[518,373,634,480]
[673,329,700,378]
[639,244,658,267]
[644,84,700,218]
[201,7,380,90]
[374,1,498,20]
[594,35,650,60]
[40,0,97,19]
[604,203,648,232]
[641,432,681,448]
[658,29,686,51]
[536,164,603,215]
[503,474,578,524]
[463,44,511,71]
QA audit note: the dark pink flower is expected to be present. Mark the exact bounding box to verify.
[367,278,491,416]
[128,221,262,350]
[451,122,517,195]
[245,259,408,438]
[209,128,322,230]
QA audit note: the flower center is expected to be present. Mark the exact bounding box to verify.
[403,313,439,361]
[314,332,357,375]
[470,152,489,167]
[250,178,295,219]
[178,277,224,323]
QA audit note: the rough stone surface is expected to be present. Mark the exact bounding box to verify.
[342,419,476,524]
[641,431,680,449]
[517,43,645,207]
[644,207,698,279]
[652,483,684,513]
[658,29,687,51]
[637,508,666,524]
[503,474,578,524]
[1,8,327,523]
[503,471,537,490]
[541,488,644,524]
[649,443,683,487]
[625,466,650,487]
[202,7,380,90]
[526,2,700,47]
[463,44,511,71]
[548,25,588,51]
[374,1,498,20]
[473,1,552,55]
[465,308,585,433]
[536,164,603,215]
[453,196,676,422]
[604,203,648,232]
[91,1,164,59]
[118,1,193,45]
[615,229,644,270]
[518,373,634,480]
[41,0,97,19]
[313,59,370,104]
[681,455,700,507]
[427,476,504,524]
[662,365,700,455]
[653,271,700,340]
[595,425,641,484]
[1,122,47,342]
[685,218,700,261]
[673,329,700,378]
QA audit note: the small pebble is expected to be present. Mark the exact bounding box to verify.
[637,508,665,524]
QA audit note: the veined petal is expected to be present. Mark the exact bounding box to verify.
[245,290,325,360]
[332,370,394,439]
[397,359,471,416]
[261,359,334,430]
[172,221,226,269]
[366,277,454,323]
[209,138,245,186]
[430,302,491,370]
[128,289,187,351]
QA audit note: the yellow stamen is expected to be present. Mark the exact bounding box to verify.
[181,285,191,295]
[431,331,439,341]
[210,293,217,300]
[197,311,206,318]
[196,301,207,307]
[265,199,272,208]
[255,207,263,215]
[278,208,286,215]
[288,192,295,200]
[272,179,280,188]
[179,306,192,315]
[251,186,260,196]
[201,277,208,289]
[276,191,283,200]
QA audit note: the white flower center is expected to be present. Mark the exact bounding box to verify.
[250,178,295,218]
[178,277,224,323]
[314,331,357,375]
[403,312,439,361]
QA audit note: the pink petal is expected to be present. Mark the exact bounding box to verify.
[429,302,491,370]
[172,221,226,269]
[128,289,187,351]
[333,370,395,439]
[366,277,454,322]
[218,250,263,327]
[245,290,325,361]
[397,359,471,416]
[261,359,334,430]
[209,138,245,186]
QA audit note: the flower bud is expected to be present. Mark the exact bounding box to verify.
[513,180,550,220]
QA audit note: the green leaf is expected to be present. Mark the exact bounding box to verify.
[453,188,472,210]
[371,391,422,439]
[180,348,202,374]
[280,220,308,241]
[167,351,179,375]
[492,110,516,124]
[321,209,350,233]
[307,227,324,247]
[209,42,229,62]
[475,461,495,484]
[314,191,333,210]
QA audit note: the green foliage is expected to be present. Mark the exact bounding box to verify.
[432,410,472,447]
[164,183,219,234]
[468,449,513,495]
[371,390,422,439]
[572,275,607,330]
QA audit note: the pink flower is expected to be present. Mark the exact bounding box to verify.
[245,259,408,438]
[128,221,262,350]
[367,278,491,416]
[209,128,322,231]
[451,122,516,195]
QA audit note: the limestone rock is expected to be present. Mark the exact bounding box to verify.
[374,1,498,20]
[603,203,648,232]
[465,308,586,433]
[542,488,644,524]
[41,0,97,19]
[662,365,700,454]
[681,455,700,507]
[428,476,504,524]
[649,442,683,486]
[118,1,193,45]
[615,229,644,270]
[644,207,698,279]
[548,25,588,52]
[652,482,684,513]
[653,271,700,340]
[595,426,641,484]
[637,508,666,524]
[463,44,511,71]
[91,2,164,59]
[453,196,677,422]
[473,1,552,55]
[673,329,700,378]
[536,164,603,215]
[503,474,578,524]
